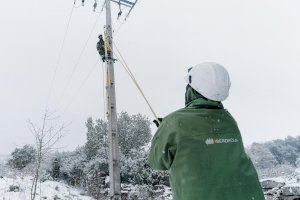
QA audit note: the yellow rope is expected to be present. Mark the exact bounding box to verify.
[103,33,111,119]
[111,41,160,124]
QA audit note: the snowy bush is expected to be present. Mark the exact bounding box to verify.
[52,147,87,186]
[45,112,168,199]
[248,137,300,167]
[51,157,60,180]
[82,158,107,199]
[8,145,36,170]
[85,118,108,160]
[120,149,169,186]
[266,139,299,166]
[127,185,152,200]
[8,185,20,192]
[85,112,152,160]
[247,142,279,169]
[259,164,297,179]
[296,158,300,168]
[117,112,152,156]
[247,136,300,178]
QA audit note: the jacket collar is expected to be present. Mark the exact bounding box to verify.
[185,85,223,109]
[186,97,224,109]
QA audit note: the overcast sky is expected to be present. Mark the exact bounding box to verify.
[0,0,300,154]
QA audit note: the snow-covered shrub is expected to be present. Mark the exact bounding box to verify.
[268,136,300,166]
[45,113,168,199]
[52,147,87,186]
[127,185,152,200]
[247,142,278,170]
[296,158,300,168]
[259,164,297,179]
[117,112,152,156]
[85,112,152,160]
[8,185,20,192]
[247,136,300,178]
[40,169,53,182]
[85,118,108,160]
[51,157,60,180]
[120,150,169,186]
[82,158,107,199]
[8,145,36,170]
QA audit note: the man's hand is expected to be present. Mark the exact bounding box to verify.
[153,118,163,127]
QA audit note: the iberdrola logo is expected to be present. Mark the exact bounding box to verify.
[205,138,215,145]
[205,138,238,145]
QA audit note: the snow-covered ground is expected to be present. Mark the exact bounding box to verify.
[0,176,94,200]
[261,172,300,199]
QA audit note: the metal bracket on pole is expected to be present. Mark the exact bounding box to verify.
[124,0,137,20]
[111,0,134,7]
[110,0,137,20]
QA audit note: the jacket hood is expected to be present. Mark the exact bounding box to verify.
[185,85,223,109]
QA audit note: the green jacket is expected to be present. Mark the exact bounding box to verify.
[149,86,264,200]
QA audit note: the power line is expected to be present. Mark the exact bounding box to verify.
[46,3,75,107]
[57,11,102,106]
[112,41,160,123]
[113,20,125,36]
[61,61,99,113]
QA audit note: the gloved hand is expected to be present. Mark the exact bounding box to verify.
[153,118,163,127]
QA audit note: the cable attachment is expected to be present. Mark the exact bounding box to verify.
[81,0,85,6]
[110,0,137,21]
[117,1,123,19]
[93,0,98,11]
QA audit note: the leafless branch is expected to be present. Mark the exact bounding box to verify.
[28,110,68,200]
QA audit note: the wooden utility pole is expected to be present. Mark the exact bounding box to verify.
[104,0,121,199]
[96,0,137,198]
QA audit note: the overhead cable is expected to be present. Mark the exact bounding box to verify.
[61,61,99,113]
[111,41,160,124]
[46,3,75,107]
[57,12,102,106]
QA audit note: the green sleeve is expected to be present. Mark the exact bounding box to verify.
[148,119,177,170]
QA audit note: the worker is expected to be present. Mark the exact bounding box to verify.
[149,62,265,200]
[96,35,106,62]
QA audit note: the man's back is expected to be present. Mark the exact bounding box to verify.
[149,98,265,200]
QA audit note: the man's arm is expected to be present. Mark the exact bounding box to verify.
[148,119,177,170]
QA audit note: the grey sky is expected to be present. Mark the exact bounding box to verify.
[1,0,300,154]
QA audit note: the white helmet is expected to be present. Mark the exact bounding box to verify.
[185,62,231,102]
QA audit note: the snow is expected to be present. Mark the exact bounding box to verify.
[286,182,300,187]
[260,177,286,183]
[261,167,300,198]
[0,176,94,200]
[0,176,173,200]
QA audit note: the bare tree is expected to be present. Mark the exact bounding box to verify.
[28,110,67,200]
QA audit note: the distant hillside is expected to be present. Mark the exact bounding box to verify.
[247,136,300,178]
[0,155,8,163]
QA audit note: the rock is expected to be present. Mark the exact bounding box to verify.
[261,179,285,190]
[281,185,300,196]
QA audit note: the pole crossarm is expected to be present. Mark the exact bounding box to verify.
[111,0,136,6]
[124,0,137,20]
[110,0,136,7]
[110,0,137,20]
